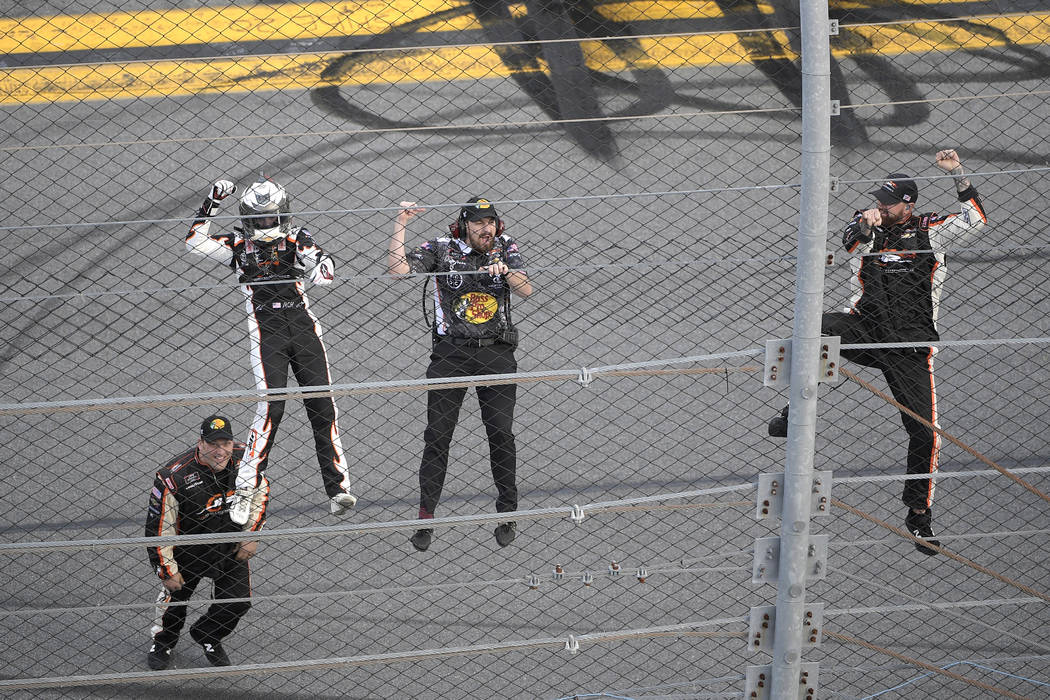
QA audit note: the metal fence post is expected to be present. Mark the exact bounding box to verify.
[770,0,832,696]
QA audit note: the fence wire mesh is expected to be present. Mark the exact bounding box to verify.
[1,0,1048,698]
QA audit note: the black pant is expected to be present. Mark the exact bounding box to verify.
[823,312,939,510]
[238,306,351,498]
[153,553,251,648]
[419,339,518,517]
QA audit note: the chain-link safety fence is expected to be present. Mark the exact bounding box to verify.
[1,0,1048,698]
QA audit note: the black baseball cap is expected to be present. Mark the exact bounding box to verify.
[871,174,919,205]
[200,415,234,442]
[461,196,499,222]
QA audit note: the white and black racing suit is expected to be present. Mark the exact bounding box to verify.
[185,204,353,500]
[832,184,987,509]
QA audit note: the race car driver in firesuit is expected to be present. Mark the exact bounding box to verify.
[768,149,987,555]
[185,179,356,524]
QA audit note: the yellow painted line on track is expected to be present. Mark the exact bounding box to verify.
[0,1,737,55]
[0,0,988,54]
[1,11,1048,106]
[0,1,456,54]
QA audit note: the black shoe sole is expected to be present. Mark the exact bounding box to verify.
[147,650,172,671]
[199,643,230,666]
[905,510,938,555]
[494,525,517,547]
[410,530,433,552]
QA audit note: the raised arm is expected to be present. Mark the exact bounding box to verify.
[388,201,425,275]
[186,180,237,265]
[928,149,988,250]
[935,149,969,193]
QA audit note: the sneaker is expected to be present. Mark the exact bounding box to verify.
[410,528,433,552]
[494,522,517,548]
[200,640,231,667]
[329,492,358,516]
[147,641,173,670]
[768,406,789,438]
[229,488,252,526]
[905,508,940,556]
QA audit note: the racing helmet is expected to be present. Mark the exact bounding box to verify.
[239,180,292,242]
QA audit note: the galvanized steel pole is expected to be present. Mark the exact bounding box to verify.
[769,0,832,696]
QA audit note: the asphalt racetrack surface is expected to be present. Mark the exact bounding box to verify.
[1,1,1049,698]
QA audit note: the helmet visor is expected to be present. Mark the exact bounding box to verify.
[249,214,279,230]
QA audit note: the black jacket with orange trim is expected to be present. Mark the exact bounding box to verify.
[145,444,268,579]
[840,185,987,343]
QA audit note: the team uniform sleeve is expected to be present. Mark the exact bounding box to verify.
[185,201,236,266]
[296,227,336,285]
[145,470,180,580]
[841,212,873,313]
[925,185,988,251]
[406,239,439,274]
[842,211,874,255]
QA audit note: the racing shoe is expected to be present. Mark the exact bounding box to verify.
[329,492,358,516]
[410,528,433,552]
[905,508,940,556]
[147,641,173,670]
[228,488,253,526]
[199,641,231,667]
[768,406,789,438]
[190,628,231,666]
[494,521,517,548]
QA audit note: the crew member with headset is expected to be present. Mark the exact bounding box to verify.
[388,197,533,552]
